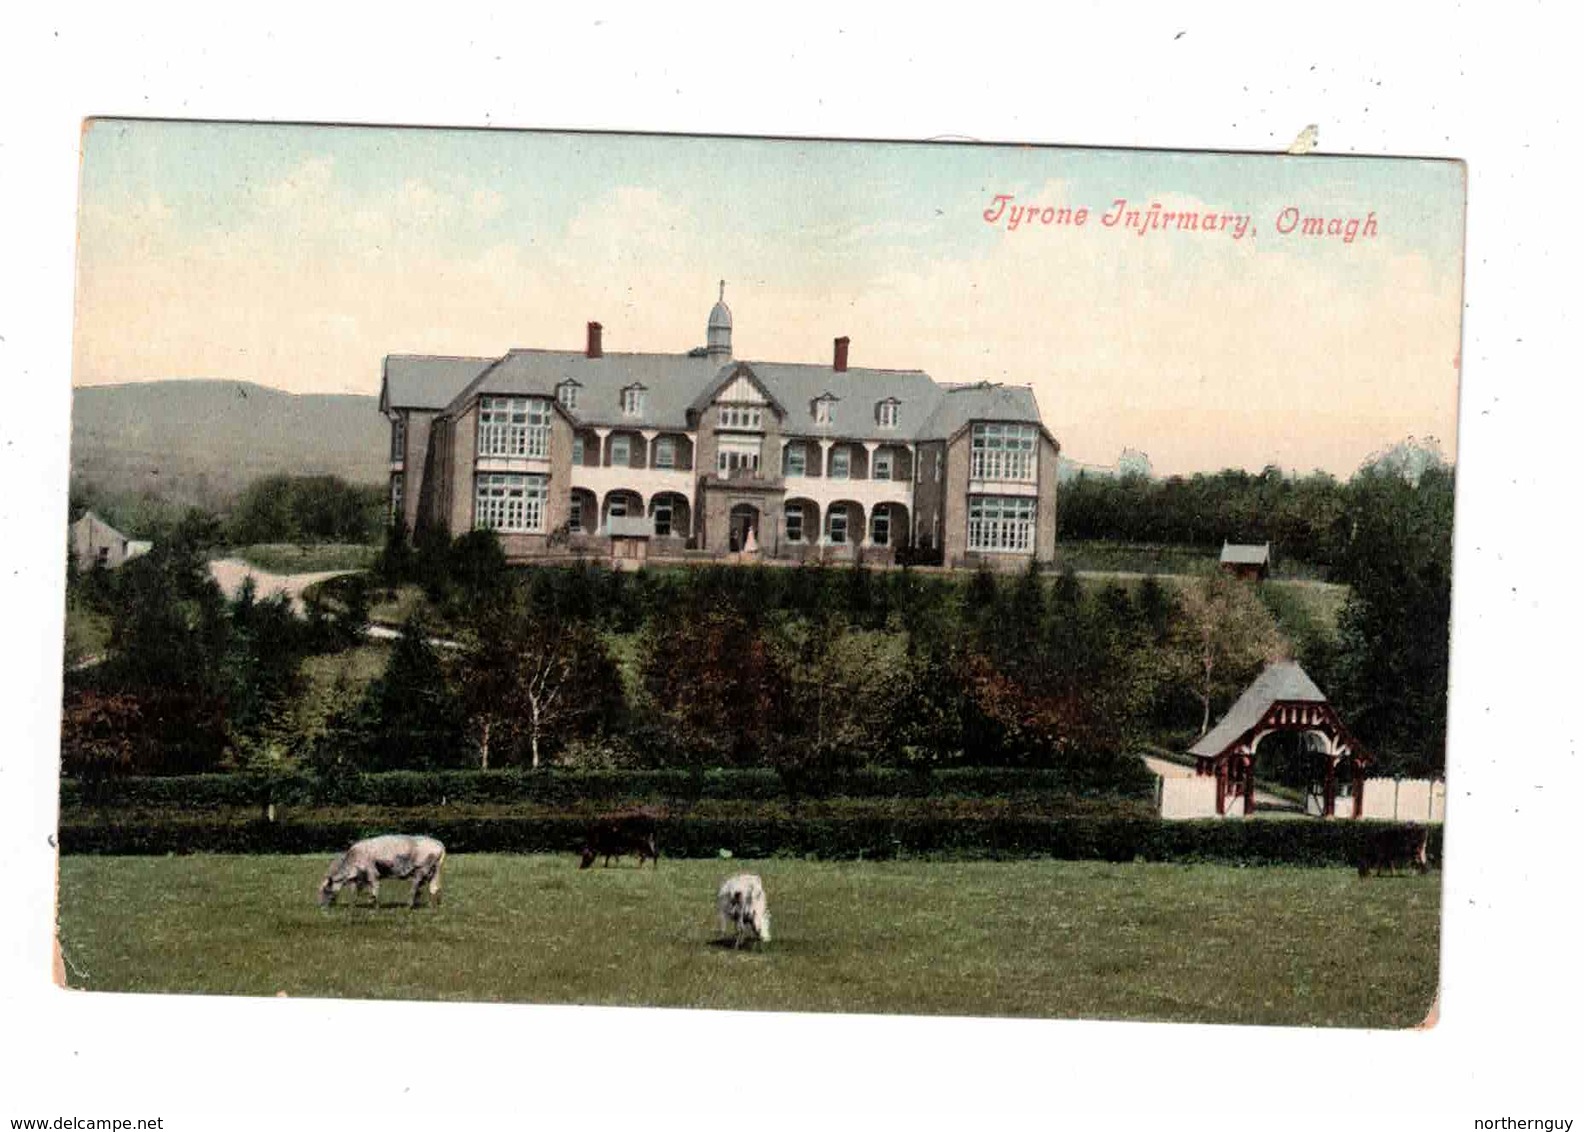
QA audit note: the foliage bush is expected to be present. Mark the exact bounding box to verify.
[61,765,1159,811]
[58,809,1442,867]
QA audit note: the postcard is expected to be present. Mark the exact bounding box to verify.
[58,120,1463,1028]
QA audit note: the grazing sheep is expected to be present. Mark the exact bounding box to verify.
[1357,825,1430,878]
[716,873,771,948]
[579,809,660,869]
[319,834,446,908]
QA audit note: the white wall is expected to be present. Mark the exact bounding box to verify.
[1158,776,1222,820]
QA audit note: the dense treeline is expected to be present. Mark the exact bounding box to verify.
[63,445,1454,791]
[70,473,386,548]
[1058,440,1450,579]
[1058,467,1348,570]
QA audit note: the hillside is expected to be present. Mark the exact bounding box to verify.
[71,381,388,507]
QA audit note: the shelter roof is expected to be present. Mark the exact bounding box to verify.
[1220,542,1272,566]
[1189,661,1328,758]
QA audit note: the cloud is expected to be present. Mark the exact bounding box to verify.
[72,154,1462,475]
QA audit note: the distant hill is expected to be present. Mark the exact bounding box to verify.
[71,381,388,509]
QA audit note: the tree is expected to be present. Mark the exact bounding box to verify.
[640,609,784,765]
[59,691,142,799]
[449,529,511,613]
[1330,457,1455,774]
[362,612,466,770]
[453,601,624,769]
[1169,572,1289,737]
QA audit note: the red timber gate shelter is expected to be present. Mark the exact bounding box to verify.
[1189,661,1371,817]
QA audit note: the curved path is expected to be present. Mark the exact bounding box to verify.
[207,558,358,615]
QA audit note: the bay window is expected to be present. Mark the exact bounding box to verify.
[478,396,550,459]
[967,495,1035,552]
[970,422,1038,482]
[475,473,547,533]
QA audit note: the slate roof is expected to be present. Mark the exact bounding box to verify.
[920,382,1046,441]
[1189,661,1328,758]
[72,511,127,542]
[703,362,947,440]
[449,350,727,429]
[383,344,1049,442]
[381,356,496,412]
[1220,542,1272,566]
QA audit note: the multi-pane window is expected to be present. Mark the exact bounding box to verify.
[717,404,763,430]
[475,473,547,533]
[828,510,849,544]
[873,450,894,480]
[653,502,673,537]
[970,422,1038,481]
[569,498,584,532]
[876,400,900,428]
[967,495,1035,552]
[813,397,833,425]
[653,436,677,469]
[717,438,761,476]
[607,497,629,520]
[610,435,631,467]
[390,414,406,462]
[478,397,550,459]
[572,436,585,465]
[557,382,579,411]
[621,386,646,416]
[785,504,805,543]
[830,447,851,479]
[871,509,891,546]
[785,444,807,477]
[390,473,404,522]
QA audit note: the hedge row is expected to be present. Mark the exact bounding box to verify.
[58,812,1443,868]
[62,766,1148,811]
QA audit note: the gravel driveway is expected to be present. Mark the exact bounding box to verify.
[207,558,358,615]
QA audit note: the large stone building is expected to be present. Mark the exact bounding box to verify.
[380,291,1059,568]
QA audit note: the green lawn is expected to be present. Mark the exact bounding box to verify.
[57,855,1438,1028]
[226,543,378,573]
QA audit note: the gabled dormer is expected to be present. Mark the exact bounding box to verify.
[812,392,839,425]
[875,397,901,429]
[556,378,582,412]
[620,383,647,417]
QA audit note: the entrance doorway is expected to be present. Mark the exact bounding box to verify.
[728,503,760,552]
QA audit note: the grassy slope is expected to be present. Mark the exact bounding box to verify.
[57,855,1439,1028]
[227,543,378,573]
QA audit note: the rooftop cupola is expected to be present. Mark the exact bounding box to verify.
[707,279,733,362]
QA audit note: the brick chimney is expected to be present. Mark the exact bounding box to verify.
[833,336,850,373]
[586,321,603,359]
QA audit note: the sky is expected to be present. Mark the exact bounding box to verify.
[71,120,1465,477]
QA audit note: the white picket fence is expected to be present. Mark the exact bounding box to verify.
[1158,774,1446,822]
[1307,777,1446,823]
[1157,775,1221,819]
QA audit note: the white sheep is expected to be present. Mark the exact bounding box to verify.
[716,873,771,947]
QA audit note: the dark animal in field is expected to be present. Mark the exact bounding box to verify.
[319,834,446,908]
[579,810,660,869]
[717,873,771,948]
[1357,825,1430,878]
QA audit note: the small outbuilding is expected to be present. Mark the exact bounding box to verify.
[607,514,651,570]
[1219,541,1271,581]
[70,511,152,573]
